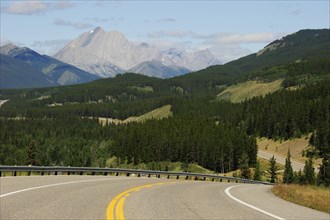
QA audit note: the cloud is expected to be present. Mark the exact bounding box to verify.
[147,30,277,63]
[1,0,75,15]
[148,30,192,38]
[204,32,275,44]
[54,19,93,30]
[53,1,75,10]
[1,1,50,15]
[148,40,192,51]
[30,39,70,55]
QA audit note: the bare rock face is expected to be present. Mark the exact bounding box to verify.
[54,27,221,78]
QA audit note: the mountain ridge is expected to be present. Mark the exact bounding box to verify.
[0,44,99,89]
[54,26,220,78]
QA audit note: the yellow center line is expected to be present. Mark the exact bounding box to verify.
[106,181,175,220]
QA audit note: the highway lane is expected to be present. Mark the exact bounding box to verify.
[1,175,329,219]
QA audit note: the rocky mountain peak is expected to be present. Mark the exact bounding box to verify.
[0,43,20,55]
[54,27,221,77]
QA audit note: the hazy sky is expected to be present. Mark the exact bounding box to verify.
[1,0,329,63]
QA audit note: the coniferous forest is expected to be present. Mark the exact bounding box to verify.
[1,30,329,185]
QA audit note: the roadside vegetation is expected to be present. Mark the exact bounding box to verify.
[272,184,330,213]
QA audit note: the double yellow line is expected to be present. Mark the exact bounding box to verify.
[106,182,171,220]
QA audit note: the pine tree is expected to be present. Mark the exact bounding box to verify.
[283,149,294,184]
[296,169,305,184]
[317,157,330,186]
[304,157,315,185]
[27,140,39,166]
[239,153,251,179]
[268,156,278,183]
[253,159,262,181]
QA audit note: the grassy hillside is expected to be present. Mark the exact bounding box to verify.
[98,104,172,125]
[257,136,322,166]
[217,79,283,103]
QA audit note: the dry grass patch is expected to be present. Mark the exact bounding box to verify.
[272,184,330,213]
[217,79,283,103]
[98,105,172,125]
[257,136,322,166]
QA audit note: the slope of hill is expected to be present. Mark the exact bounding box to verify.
[98,104,173,125]
[217,79,283,103]
[0,44,99,88]
[129,61,190,78]
[175,29,329,86]
[0,54,54,89]
[226,29,330,73]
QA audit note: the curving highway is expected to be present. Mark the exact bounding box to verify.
[1,175,329,220]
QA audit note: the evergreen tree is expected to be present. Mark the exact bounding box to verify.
[295,169,305,184]
[304,157,315,185]
[268,156,278,183]
[253,159,262,181]
[317,157,330,186]
[283,149,294,184]
[27,140,39,166]
[239,153,251,179]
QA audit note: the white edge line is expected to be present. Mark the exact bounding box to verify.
[225,185,285,220]
[0,177,122,198]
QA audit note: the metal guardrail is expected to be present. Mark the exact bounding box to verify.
[0,165,273,185]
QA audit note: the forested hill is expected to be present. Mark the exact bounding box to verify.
[173,29,329,86]
[0,29,329,179]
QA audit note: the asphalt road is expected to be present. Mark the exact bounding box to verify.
[1,175,329,220]
[258,150,308,172]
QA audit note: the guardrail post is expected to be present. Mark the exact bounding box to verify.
[103,172,107,176]
[157,174,160,178]
[228,179,230,182]
[92,172,95,176]
[176,175,179,179]
[0,171,2,177]
[55,171,58,175]
[211,178,214,181]
[68,171,70,175]
[14,171,17,176]
[41,171,44,176]
[126,173,130,177]
[115,172,119,176]
[148,174,151,178]
[138,173,141,177]
[203,177,206,181]
[185,176,189,180]
[220,179,222,182]
[28,171,31,176]
[167,175,170,179]
[194,176,198,181]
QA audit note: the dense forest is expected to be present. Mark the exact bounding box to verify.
[1,30,329,184]
[0,115,256,173]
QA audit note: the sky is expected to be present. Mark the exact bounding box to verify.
[1,0,329,63]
